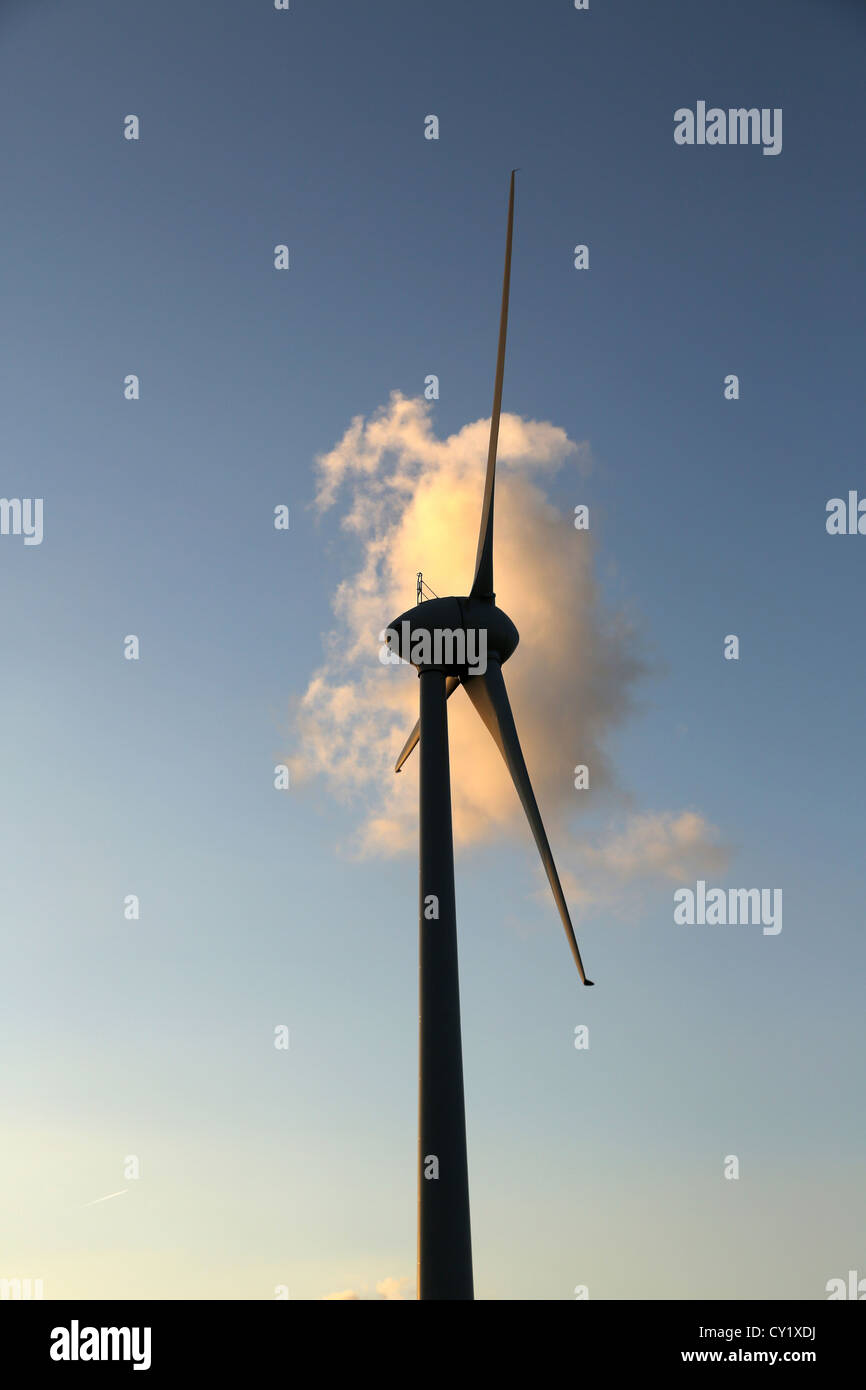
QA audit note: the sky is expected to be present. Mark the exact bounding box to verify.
[1,0,864,1301]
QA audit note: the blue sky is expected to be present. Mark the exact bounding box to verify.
[1,0,864,1299]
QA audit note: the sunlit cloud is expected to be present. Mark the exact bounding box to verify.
[321,1275,412,1301]
[293,393,729,898]
[559,811,731,910]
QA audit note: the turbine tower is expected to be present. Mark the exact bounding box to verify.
[387,172,594,1302]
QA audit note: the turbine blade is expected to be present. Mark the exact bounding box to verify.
[469,171,516,601]
[395,676,461,772]
[461,662,594,985]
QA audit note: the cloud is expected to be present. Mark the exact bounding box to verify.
[559,811,731,910]
[375,1276,412,1300]
[292,392,644,859]
[292,393,730,909]
[321,1276,412,1301]
[579,810,730,882]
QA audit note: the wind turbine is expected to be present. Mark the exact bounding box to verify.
[386,172,594,1302]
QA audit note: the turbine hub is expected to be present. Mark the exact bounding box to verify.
[385,596,519,674]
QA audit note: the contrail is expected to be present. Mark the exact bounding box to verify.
[83,1189,128,1206]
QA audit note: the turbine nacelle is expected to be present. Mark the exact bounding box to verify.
[385,595,519,674]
